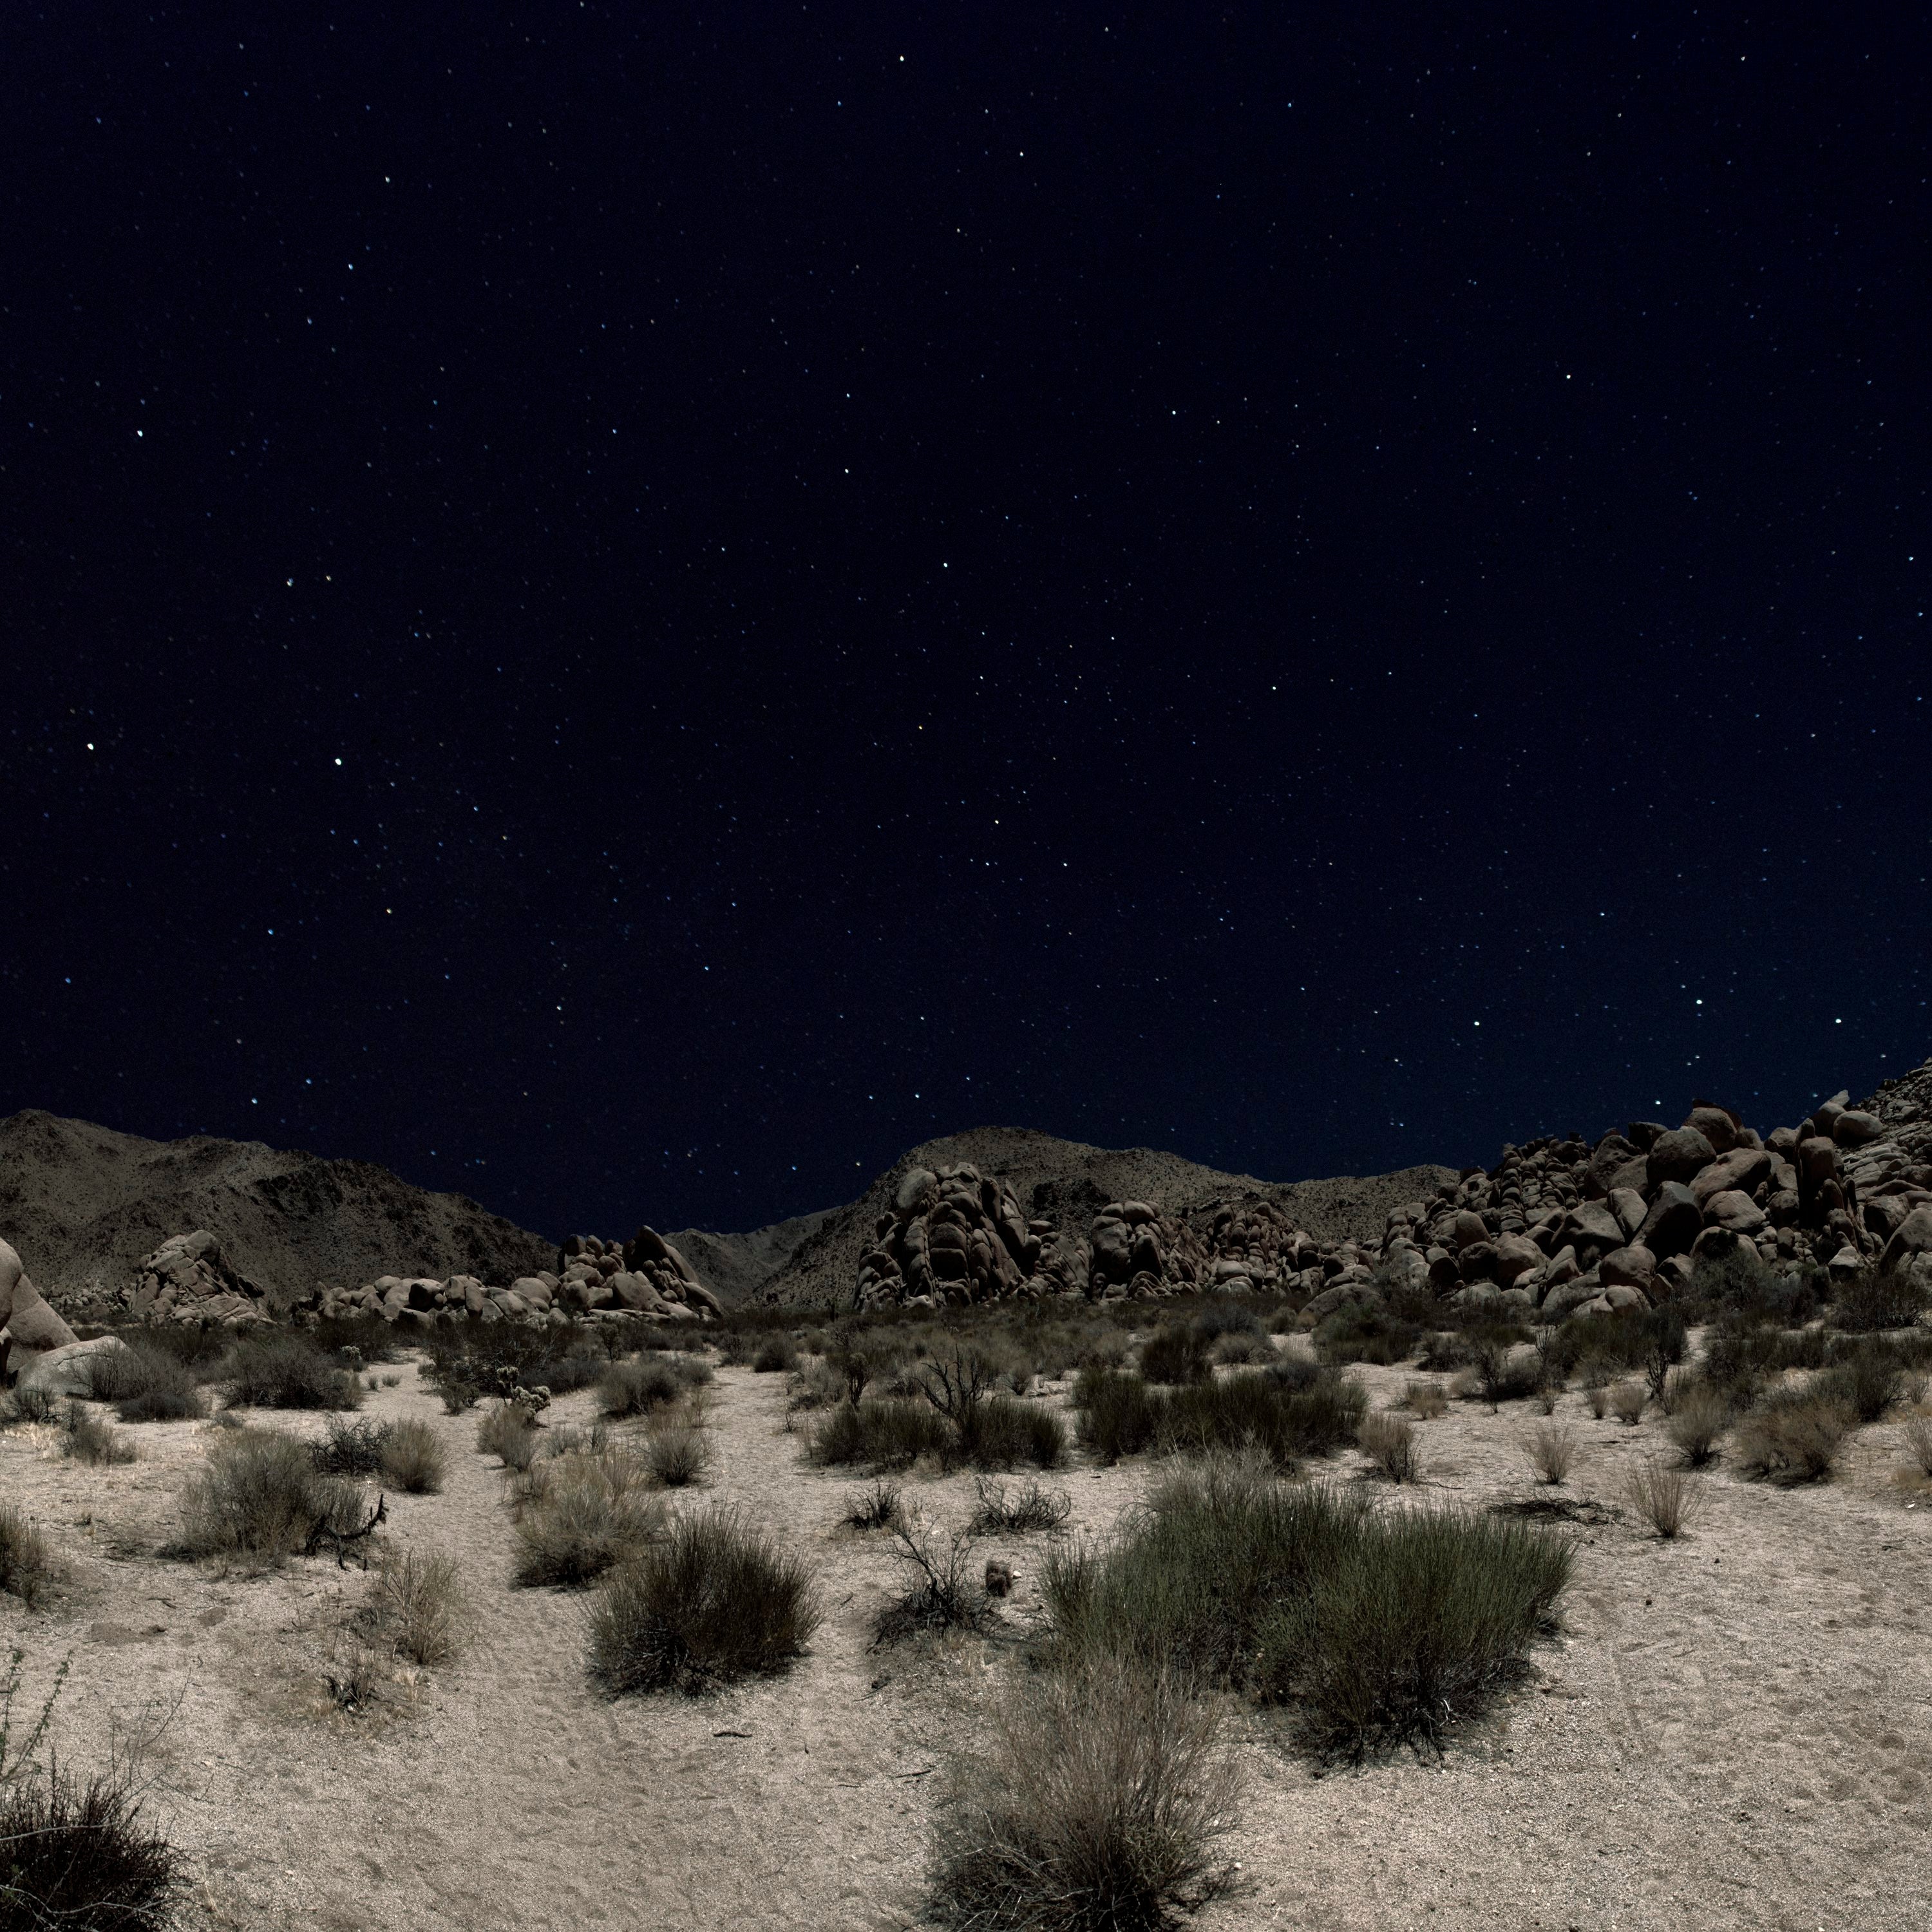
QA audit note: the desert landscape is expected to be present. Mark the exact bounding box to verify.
[5,1061,1932,1931]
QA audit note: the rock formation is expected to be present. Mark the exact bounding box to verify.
[0,1236,80,1374]
[128,1230,270,1326]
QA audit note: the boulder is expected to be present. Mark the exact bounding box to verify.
[0,1239,80,1354]
[128,1230,268,1327]
[1636,1182,1703,1260]
[1879,1204,1932,1275]
[1541,1275,1602,1322]
[1685,1105,1739,1155]
[1600,1245,1658,1293]
[1647,1127,1716,1188]
[1834,1108,1885,1148]
[1491,1232,1543,1286]
[1690,1147,1774,1210]
[1608,1188,1649,1241]
[15,1334,131,1397]
[1703,1190,1767,1236]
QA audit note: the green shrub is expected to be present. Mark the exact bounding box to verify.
[222,1334,362,1412]
[1315,1302,1421,1367]
[1155,1367,1367,1468]
[589,1508,819,1694]
[960,1396,1066,1472]
[1815,1340,1908,1423]
[1044,1454,1571,1758]
[380,1418,448,1494]
[476,1399,540,1469]
[808,1397,954,1470]
[82,1338,209,1422]
[1252,1506,1573,1758]
[1139,1323,1211,1385]
[927,1658,1238,1932]
[1072,1367,1160,1464]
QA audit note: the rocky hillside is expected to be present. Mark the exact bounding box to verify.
[745,1124,1456,1309]
[0,1110,557,1310]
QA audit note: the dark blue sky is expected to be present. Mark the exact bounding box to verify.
[4,5,1927,1239]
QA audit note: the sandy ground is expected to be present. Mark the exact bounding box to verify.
[3,1347,1930,1932]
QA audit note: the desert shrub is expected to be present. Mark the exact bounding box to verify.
[1543,1309,1651,1383]
[1685,1247,1819,1324]
[175,1428,361,1563]
[1828,1267,1929,1334]
[1471,1341,1543,1408]
[1667,1388,1729,1467]
[971,1477,1072,1533]
[873,1516,991,1644]
[1583,1383,1609,1420]
[83,1339,208,1423]
[0,1506,57,1607]
[927,1658,1238,1932]
[0,1759,180,1932]
[3,1386,61,1427]
[1900,1414,1932,1479]
[1357,1412,1421,1484]
[1139,1323,1212,1386]
[1734,1389,1851,1486]
[1254,1506,1573,1759]
[645,1424,711,1488]
[1815,1341,1907,1425]
[1315,1302,1421,1367]
[61,1403,135,1467]
[512,1450,663,1587]
[1401,1379,1448,1419]
[475,1399,539,1470]
[309,1416,392,1475]
[379,1418,447,1494]
[1609,1382,1647,1426]
[960,1396,1066,1472]
[597,1356,700,1419]
[1045,1457,1571,1757]
[1524,1423,1577,1486]
[222,1333,361,1412]
[1156,1368,1368,1469]
[1642,1305,1689,1403]
[1072,1367,1160,1464]
[845,1479,903,1531]
[589,1508,819,1694]
[1419,1318,1531,1376]
[377,1546,464,1666]
[752,1336,798,1374]
[808,1397,955,1470]
[1624,1457,1701,1539]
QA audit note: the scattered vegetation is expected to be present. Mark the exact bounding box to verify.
[873,1514,992,1645]
[1828,1267,1929,1334]
[308,1416,392,1475]
[589,1508,820,1694]
[645,1423,711,1488]
[1666,1388,1729,1468]
[844,1479,904,1531]
[1609,1381,1647,1426]
[84,1339,207,1423]
[1314,1300,1422,1367]
[175,1427,371,1564]
[1902,1414,1932,1481]
[476,1399,540,1470]
[0,1757,180,1932]
[375,1546,464,1667]
[598,1354,712,1419]
[927,1659,1239,1932]
[61,1401,135,1467]
[1733,1388,1852,1486]
[1401,1379,1448,1419]
[379,1418,448,1494]
[752,1335,798,1374]
[1073,1363,1366,1471]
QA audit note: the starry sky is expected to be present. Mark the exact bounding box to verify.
[5,6,1927,1240]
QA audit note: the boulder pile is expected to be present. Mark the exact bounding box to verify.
[302,1224,722,1328]
[851,1082,1932,1320]
[0,1236,79,1369]
[128,1230,270,1326]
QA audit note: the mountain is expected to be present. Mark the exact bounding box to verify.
[0,1110,557,1309]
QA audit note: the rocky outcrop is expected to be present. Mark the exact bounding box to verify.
[128,1230,270,1326]
[0,1237,80,1366]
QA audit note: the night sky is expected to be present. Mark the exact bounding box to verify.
[5,7,1927,1241]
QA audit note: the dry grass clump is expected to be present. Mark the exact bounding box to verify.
[1524,1422,1577,1486]
[970,1477,1073,1533]
[511,1448,664,1587]
[1401,1379,1448,1419]
[1608,1381,1647,1425]
[1733,1389,1851,1486]
[1074,1363,1367,1470]
[62,1401,136,1467]
[175,1427,366,1564]
[1902,1413,1932,1479]
[475,1399,540,1470]
[1357,1412,1421,1483]
[1666,1388,1730,1468]
[376,1546,465,1665]
[379,1418,448,1494]
[1,1504,57,1607]
[845,1479,904,1531]
[222,1332,363,1412]
[1585,1384,1610,1420]
[1624,1457,1702,1538]
[927,1659,1240,1932]
[873,1515,993,1645]
[645,1423,711,1488]
[308,1416,391,1475]
[589,1507,820,1695]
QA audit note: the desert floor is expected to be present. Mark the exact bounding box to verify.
[3,1345,1930,1932]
